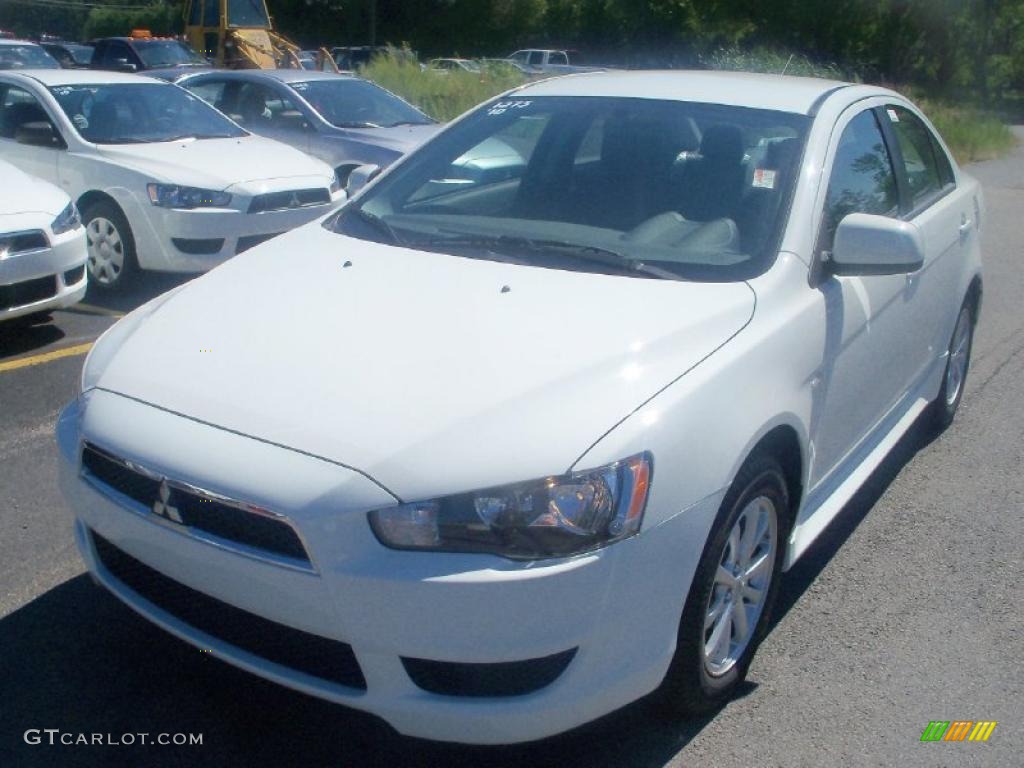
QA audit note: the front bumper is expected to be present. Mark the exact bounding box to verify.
[0,227,87,321]
[125,189,345,273]
[57,390,715,744]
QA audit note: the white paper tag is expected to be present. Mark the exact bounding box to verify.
[887,108,900,122]
[752,168,777,189]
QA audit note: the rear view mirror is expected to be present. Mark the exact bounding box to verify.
[830,213,924,276]
[346,164,381,197]
[113,58,137,73]
[15,121,64,149]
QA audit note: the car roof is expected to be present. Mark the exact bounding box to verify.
[0,39,43,47]
[514,70,856,115]
[10,69,170,86]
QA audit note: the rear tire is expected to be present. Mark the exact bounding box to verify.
[930,297,976,432]
[656,453,790,716]
[83,200,137,291]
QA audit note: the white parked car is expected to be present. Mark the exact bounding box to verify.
[57,71,982,744]
[0,39,60,70]
[0,70,344,289]
[1,158,86,323]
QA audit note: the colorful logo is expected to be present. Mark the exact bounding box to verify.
[920,721,997,742]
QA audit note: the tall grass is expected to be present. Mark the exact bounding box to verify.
[703,47,1016,163]
[362,45,1016,163]
[911,96,1016,164]
[700,47,850,81]
[361,49,528,122]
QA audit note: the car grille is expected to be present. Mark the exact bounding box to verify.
[0,229,48,254]
[0,275,57,311]
[89,530,366,690]
[248,188,330,214]
[236,232,283,253]
[81,443,311,566]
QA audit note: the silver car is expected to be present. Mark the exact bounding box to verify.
[176,69,440,186]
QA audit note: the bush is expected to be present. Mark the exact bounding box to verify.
[361,48,528,122]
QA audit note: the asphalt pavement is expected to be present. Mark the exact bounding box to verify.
[1,135,1022,767]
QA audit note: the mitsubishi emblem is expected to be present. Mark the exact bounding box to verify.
[153,480,184,524]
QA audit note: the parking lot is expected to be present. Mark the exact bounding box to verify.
[2,130,1023,766]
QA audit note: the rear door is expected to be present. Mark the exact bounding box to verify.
[879,104,973,384]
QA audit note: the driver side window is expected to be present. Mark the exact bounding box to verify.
[821,109,898,251]
[0,86,60,146]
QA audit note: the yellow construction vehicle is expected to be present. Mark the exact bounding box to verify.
[183,0,337,71]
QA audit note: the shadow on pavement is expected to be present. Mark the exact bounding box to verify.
[1,575,718,768]
[770,412,937,629]
[80,272,194,316]
[0,316,65,359]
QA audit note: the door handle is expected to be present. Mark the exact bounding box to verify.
[959,214,973,243]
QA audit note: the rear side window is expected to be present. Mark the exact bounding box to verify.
[822,109,898,248]
[885,106,952,207]
[185,79,229,109]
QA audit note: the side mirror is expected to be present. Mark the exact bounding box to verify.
[346,163,381,196]
[829,213,924,276]
[15,121,64,149]
[113,58,137,73]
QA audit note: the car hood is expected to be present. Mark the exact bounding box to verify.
[97,135,332,191]
[325,122,441,154]
[92,226,754,501]
[0,159,68,219]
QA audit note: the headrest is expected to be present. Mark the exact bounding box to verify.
[699,124,744,165]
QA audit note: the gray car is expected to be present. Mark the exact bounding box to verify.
[175,69,440,185]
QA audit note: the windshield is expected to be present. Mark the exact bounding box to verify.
[0,44,60,70]
[133,40,205,68]
[49,83,246,144]
[289,79,433,128]
[327,96,808,281]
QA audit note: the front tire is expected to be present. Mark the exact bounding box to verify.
[83,200,137,291]
[657,453,790,716]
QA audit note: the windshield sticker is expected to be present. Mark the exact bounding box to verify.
[292,83,308,92]
[487,100,532,116]
[887,108,900,122]
[752,168,777,189]
[72,114,89,131]
[52,86,73,97]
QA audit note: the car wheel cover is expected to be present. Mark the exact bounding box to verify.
[703,494,778,677]
[86,216,125,286]
[944,308,972,407]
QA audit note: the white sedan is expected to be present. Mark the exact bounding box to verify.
[1,158,86,323]
[0,70,344,289]
[57,71,982,743]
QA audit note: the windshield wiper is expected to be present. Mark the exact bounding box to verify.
[386,120,431,127]
[411,234,682,280]
[333,121,381,129]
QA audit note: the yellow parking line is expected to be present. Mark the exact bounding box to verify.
[0,342,93,373]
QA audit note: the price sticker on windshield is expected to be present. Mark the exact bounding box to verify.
[488,100,532,116]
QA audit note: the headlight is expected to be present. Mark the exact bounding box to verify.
[369,453,652,559]
[147,184,231,209]
[51,202,81,235]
